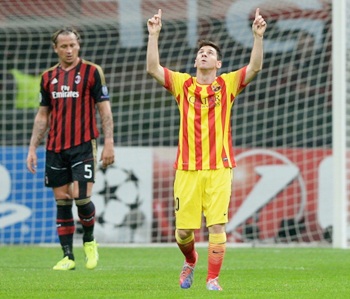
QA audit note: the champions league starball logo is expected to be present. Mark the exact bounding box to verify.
[76,166,145,243]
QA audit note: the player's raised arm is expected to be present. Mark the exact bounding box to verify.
[245,8,267,84]
[146,9,165,85]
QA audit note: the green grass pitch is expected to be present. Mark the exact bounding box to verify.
[0,245,349,298]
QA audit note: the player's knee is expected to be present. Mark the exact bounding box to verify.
[176,229,194,243]
[53,184,73,200]
[208,223,226,234]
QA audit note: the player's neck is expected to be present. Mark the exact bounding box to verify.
[196,70,217,85]
[59,58,80,71]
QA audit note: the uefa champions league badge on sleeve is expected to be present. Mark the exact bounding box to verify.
[101,86,109,99]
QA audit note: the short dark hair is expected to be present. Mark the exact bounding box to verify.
[51,27,81,45]
[197,40,222,60]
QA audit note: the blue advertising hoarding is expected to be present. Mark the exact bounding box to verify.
[0,146,154,244]
[0,146,57,243]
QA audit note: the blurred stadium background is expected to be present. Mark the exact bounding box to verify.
[0,0,348,247]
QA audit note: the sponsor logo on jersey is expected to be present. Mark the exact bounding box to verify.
[52,85,79,99]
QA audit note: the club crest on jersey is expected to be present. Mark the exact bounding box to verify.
[212,84,221,92]
[75,74,81,84]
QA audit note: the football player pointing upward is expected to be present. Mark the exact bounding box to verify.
[27,27,115,270]
[147,9,266,290]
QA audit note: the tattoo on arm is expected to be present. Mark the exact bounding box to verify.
[100,114,114,139]
[30,120,48,148]
[98,102,114,139]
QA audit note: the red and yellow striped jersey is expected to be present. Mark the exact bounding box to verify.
[163,66,248,170]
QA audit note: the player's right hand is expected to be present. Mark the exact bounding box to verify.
[26,150,37,174]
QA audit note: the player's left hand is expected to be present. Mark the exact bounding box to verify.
[100,143,115,168]
[252,8,267,37]
[147,9,162,36]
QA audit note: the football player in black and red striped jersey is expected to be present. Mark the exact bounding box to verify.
[27,27,115,271]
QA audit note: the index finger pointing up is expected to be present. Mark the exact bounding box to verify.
[158,9,162,19]
[255,8,260,19]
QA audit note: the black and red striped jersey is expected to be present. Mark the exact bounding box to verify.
[40,58,110,152]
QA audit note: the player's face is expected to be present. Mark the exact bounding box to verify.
[54,32,80,68]
[194,46,222,70]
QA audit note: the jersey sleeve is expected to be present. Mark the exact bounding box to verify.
[39,75,52,108]
[163,68,191,100]
[220,66,249,97]
[91,65,110,103]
